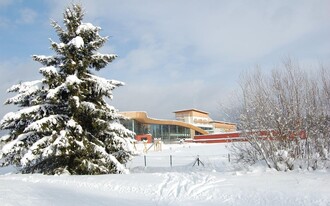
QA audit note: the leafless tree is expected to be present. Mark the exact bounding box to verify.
[232,59,330,171]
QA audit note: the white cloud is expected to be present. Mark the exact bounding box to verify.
[13,0,330,119]
[17,8,37,24]
[46,1,330,65]
[111,79,207,118]
[68,1,329,61]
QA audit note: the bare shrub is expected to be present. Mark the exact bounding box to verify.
[233,59,330,171]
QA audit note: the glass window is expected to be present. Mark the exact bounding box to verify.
[122,120,193,143]
[150,124,161,139]
[162,125,170,141]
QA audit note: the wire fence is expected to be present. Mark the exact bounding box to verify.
[128,153,232,170]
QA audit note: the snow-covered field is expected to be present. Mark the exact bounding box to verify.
[1,143,330,206]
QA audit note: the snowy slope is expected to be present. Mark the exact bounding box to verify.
[1,143,330,206]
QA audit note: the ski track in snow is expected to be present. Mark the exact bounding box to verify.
[1,170,330,206]
[155,172,227,204]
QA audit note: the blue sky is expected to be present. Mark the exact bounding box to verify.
[0,0,330,121]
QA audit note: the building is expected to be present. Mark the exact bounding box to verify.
[121,109,237,143]
[174,109,236,133]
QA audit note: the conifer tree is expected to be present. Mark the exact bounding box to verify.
[0,4,134,175]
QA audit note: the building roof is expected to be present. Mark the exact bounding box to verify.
[173,108,209,115]
[210,120,237,125]
[120,111,208,135]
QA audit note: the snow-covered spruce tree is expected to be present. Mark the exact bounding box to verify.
[0,4,134,175]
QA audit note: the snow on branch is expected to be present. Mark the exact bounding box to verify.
[86,38,107,51]
[91,141,129,174]
[1,132,35,155]
[103,103,127,120]
[82,159,107,173]
[66,74,82,85]
[7,80,41,93]
[41,130,70,157]
[90,53,117,70]
[0,135,10,142]
[20,135,52,166]
[67,118,83,134]
[24,115,65,133]
[40,66,58,76]
[86,74,124,98]
[92,53,117,61]
[76,23,100,34]
[6,83,40,106]
[32,55,60,66]
[5,80,42,105]
[108,122,130,134]
[46,74,82,100]
[50,39,67,54]
[47,83,66,99]
[68,36,84,48]
[80,101,96,110]
[0,105,41,129]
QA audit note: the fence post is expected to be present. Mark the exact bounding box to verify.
[193,155,204,167]
[228,154,231,162]
[144,155,147,167]
[170,155,173,168]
